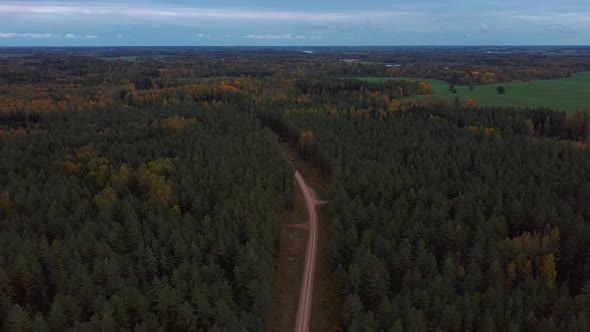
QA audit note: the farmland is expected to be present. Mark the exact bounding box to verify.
[360,72,590,112]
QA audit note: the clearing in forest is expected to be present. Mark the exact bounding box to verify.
[360,72,590,112]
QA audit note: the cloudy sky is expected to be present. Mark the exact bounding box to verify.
[0,0,589,46]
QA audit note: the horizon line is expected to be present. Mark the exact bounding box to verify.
[1,44,590,48]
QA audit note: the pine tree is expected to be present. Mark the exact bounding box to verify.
[341,293,364,327]
[31,314,48,332]
[7,304,31,332]
[47,301,67,331]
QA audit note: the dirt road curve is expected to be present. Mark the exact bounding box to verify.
[293,171,319,332]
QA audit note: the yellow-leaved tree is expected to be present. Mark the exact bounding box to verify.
[418,82,433,95]
[299,131,315,151]
[1,191,13,218]
[540,254,557,288]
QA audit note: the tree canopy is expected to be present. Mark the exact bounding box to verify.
[0,105,293,330]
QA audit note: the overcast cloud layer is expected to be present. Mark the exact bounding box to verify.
[0,0,589,46]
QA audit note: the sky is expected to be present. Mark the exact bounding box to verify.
[0,0,589,46]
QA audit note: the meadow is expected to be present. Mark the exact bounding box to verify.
[361,72,590,112]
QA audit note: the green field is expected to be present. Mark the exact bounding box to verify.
[360,72,590,113]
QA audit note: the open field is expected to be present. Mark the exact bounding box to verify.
[360,72,590,112]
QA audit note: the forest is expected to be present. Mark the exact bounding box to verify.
[0,104,293,330]
[1,46,590,331]
[260,100,590,331]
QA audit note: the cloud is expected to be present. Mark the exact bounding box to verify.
[0,3,427,25]
[243,33,293,40]
[1,2,590,45]
[546,23,582,34]
[1,3,589,32]
[0,32,54,39]
[0,33,17,38]
[242,33,320,40]
[60,33,97,39]
[0,32,99,40]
